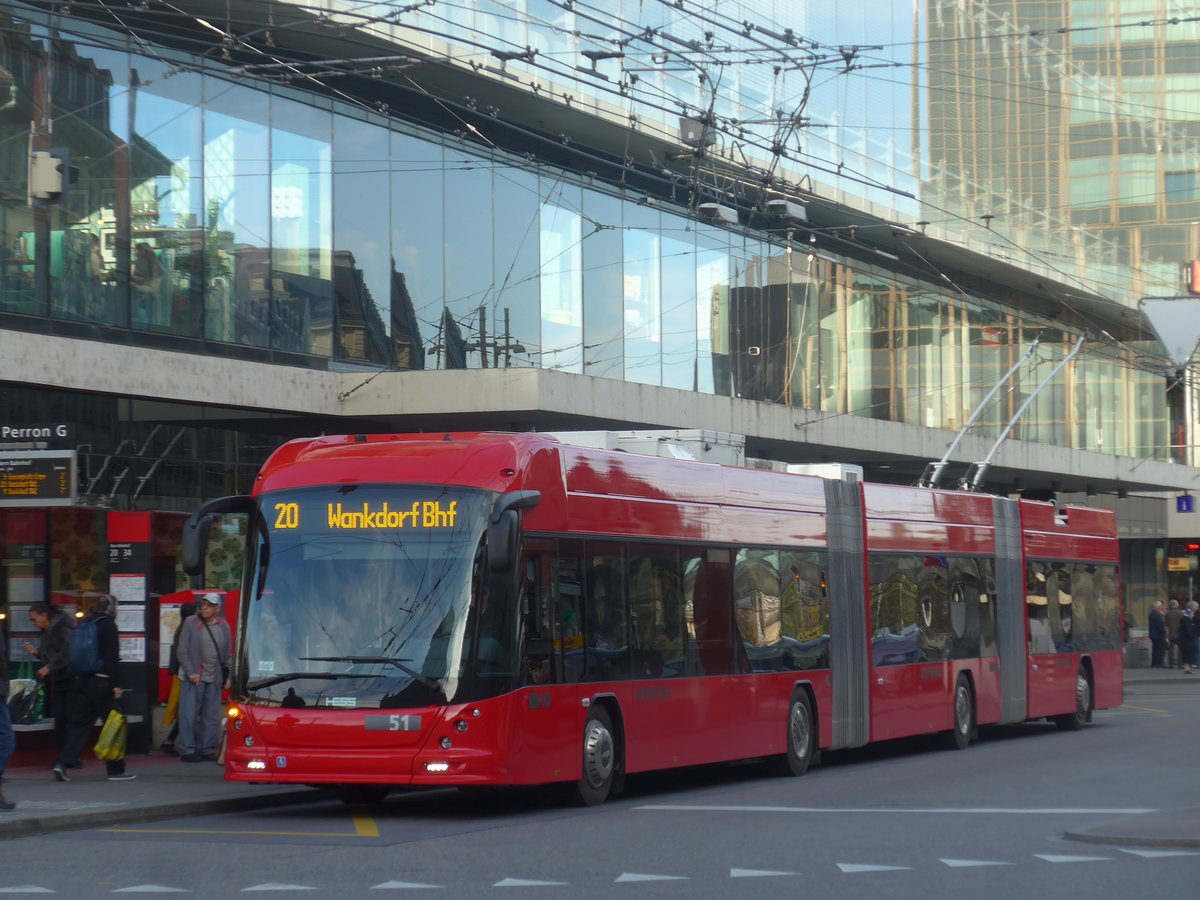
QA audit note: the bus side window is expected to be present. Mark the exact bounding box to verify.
[521,548,553,685]
[629,549,683,678]
[554,543,587,683]
[584,545,629,682]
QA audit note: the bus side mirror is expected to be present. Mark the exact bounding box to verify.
[182,514,216,576]
[487,490,540,574]
[182,495,253,577]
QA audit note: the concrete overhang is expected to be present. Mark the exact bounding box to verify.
[5,332,1194,500]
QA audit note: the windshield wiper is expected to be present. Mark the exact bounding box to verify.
[301,656,443,693]
[247,671,377,691]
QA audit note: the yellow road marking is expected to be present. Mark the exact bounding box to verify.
[1118,703,1168,713]
[103,808,380,839]
[353,810,380,837]
[102,827,368,836]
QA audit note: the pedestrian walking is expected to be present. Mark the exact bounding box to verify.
[51,595,136,782]
[21,602,73,761]
[0,613,16,810]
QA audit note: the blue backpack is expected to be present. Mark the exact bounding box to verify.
[68,615,106,676]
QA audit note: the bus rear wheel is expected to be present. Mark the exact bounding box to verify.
[947,675,974,750]
[574,707,616,806]
[1055,669,1092,731]
[769,693,814,777]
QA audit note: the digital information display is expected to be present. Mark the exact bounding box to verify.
[0,450,77,507]
[273,499,460,531]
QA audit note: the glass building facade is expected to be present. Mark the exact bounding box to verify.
[924,0,1200,303]
[0,4,1172,471]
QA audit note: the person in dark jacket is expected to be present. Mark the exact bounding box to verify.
[1149,600,1167,668]
[1181,602,1199,675]
[1167,599,1185,668]
[160,600,196,756]
[51,595,135,782]
[22,602,73,761]
[0,615,15,809]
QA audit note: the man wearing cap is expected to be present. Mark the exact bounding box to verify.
[176,592,232,763]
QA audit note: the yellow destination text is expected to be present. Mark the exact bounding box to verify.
[327,500,458,529]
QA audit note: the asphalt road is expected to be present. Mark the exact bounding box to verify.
[4,676,1196,899]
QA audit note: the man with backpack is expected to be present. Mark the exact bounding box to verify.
[51,595,135,782]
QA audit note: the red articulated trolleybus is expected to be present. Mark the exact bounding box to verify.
[182,431,1123,805]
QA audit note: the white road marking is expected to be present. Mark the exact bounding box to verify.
[939,859,1014,868]
[493,879,567,887]
[1034,854,1113,863]
[1118,849,1200,858]
[614,873,686,882]
[638,804,1156,815]
[0,889,54,894]
[242,885,318,892]
[111,888,188,897]
[837,864,912,873]
[730,868,797,878]
[112,888,189,894]
[370,882,444,890]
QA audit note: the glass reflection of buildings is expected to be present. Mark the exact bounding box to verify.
[0,7,1169,433]
[924,1,1200,304]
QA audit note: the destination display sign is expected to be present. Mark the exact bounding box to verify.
[0,450,77,507]
[272,499,460,531]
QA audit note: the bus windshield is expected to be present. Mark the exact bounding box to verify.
[241,484,491,709]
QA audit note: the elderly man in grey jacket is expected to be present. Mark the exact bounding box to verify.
[176,592,232,763]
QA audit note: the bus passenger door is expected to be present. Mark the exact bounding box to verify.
[1027,653,1073,719]
[870,659,949,740]
[867,556,947,740]
[870,660,914,741]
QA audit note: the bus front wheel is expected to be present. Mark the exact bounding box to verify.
[769,692,814,777]
[947,675,974,750]
[574,707,616,806]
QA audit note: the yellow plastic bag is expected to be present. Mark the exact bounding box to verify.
[162,675,181,727]
[94,708,127,761]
